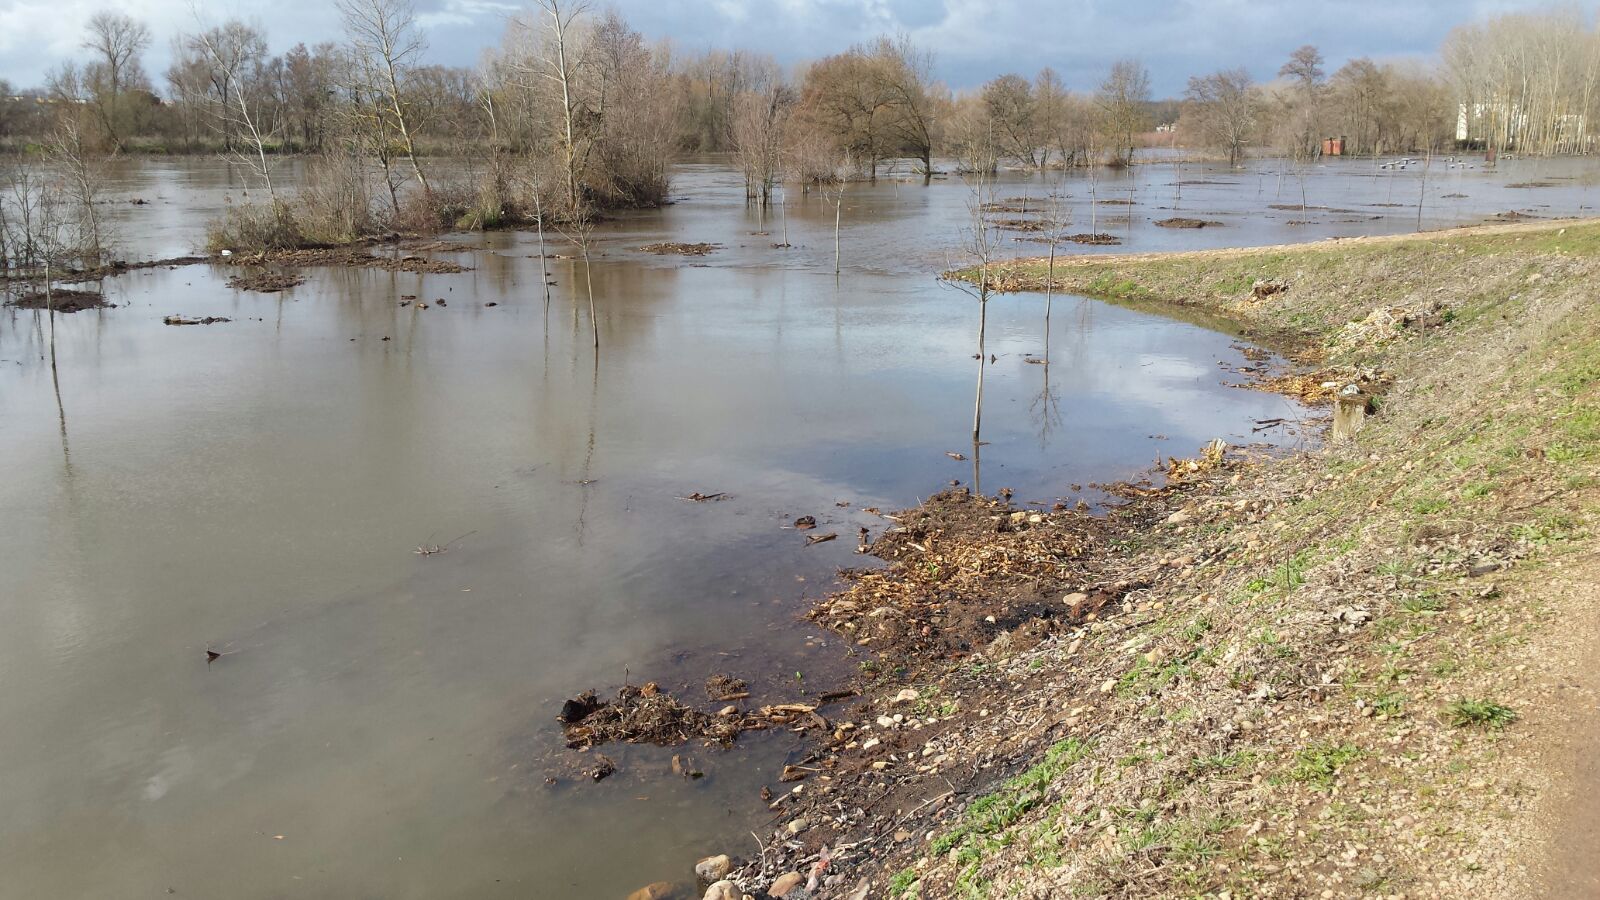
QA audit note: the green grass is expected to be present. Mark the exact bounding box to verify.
[889,868,921,898]
[1084,274,1154,302]
[925,738,1093,897]
[1370,691,1408,717]
[1190,750,1256,774]
[1442,698,1518,730]
[1289,743,1362,789]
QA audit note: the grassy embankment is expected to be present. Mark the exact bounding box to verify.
[871,220,1600,898]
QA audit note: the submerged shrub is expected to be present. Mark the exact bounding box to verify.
[205,199,304,254]
[297,154,378,245]
[392,182,473,235]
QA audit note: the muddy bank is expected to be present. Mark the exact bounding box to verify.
[0,255,207,286]
[224,248,470,274]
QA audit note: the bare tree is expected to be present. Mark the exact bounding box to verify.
[338,0,430,194]
[1183,68,1255,165]
[82,12,152,151]
[188,21,278,198]
[1041,175,1066,333]
[563,204,599,349]
[1033,67,1068,168]
[47,119,106,267]
[1096,59,1150,166]
[1278,45,1326,159]
[982,74,1039,167]
[871,35,941,181]
[0,166,61,274]
[730,75,793,205]
[1445,9,1600,156]
[525,0,592,215]
[585,11,677,209]
[795,50,894,178]
[947,92,999,175]
[944,171,998,452]
[531,169,553,315]
[826,167,847,275]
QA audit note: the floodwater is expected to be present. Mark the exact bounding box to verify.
[1,153,1592,898]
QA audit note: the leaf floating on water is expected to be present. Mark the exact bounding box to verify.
[805,532,837,546]
[945,451,967,461]
[414,530,477,556]
[794,515,817,530]
[680,491,727,502]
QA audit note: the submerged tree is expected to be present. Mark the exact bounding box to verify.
[983,73,1040,168]
[186,20,278,198]
[1183,67,1256,165]
[944,171,998,457]
[81,12,153,152]
[792,36,939,181]
[525,0,592,216]
[871,36,941,181]
[339,0,431,194]
[730,66,793,205]
[47,119,107,268]
[1278,45,1326,160]
[1096,59,1150,166]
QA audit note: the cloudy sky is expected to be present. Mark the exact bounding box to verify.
[0,0,1594,95]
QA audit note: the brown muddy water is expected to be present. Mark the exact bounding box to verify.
[1,154,1594,898]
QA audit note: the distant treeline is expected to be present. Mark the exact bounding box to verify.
[4,5,1599,173]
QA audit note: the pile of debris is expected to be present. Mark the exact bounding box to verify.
[558,683,736,749]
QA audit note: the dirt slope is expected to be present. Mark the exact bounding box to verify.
[724,219,1600,899]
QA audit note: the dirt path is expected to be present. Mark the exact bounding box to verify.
[1000,215,1600,271]
[1537,551,1600,898]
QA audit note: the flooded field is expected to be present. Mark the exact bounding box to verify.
[1,154,1594,897]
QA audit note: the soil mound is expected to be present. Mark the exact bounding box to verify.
[639,242,718,256]
[1155,217,1223,229]
[227,272,305,293]
[5,288,111,313]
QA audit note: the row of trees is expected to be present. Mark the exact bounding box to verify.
[1180,49,1450,165]
[1180,10,1600,163]
[1445,7,1600,156]
[6,5,1600,210]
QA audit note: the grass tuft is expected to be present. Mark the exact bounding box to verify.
[1442,698,1518,730]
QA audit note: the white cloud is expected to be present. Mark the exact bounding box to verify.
[417,0,517,31]
[2,0,1597,93]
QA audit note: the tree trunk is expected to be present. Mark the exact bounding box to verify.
[583,245,598,349]
[973,291,987,447]
[833,189,843,276]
